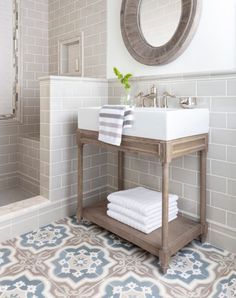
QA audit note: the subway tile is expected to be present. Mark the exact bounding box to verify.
[91,176,107,189]
[228,179,236,196]
[169,181,183,197]
[170,81,197,96]
[172,157,183,168]
[210,228,236,253]
[139,173,160,190]
[149,162,162,177]
[38,207,62,226]
[211,160,236,179]
[211,97,236,112]
[0,224,12,243]
[207,175,227,193]
[211,191,236,213]
[211,129,236,146]
[12,215,38,238]
[211,224,233,245]
[124,169,139,183]
[172,167,197,185]
[227,79,236,95]
[130,158,149,173]
[227,212,236,229]
[197,80,226,96]
[227,146,236,163]
[206,205,226,224]
[183,155,199,171]
[178,198,197,215]
[210,113,227,128]
[208,144,226,161]
[84,166,100,181]
[184,185,200,201]
[227,113,236,129]
[91,153,107,166]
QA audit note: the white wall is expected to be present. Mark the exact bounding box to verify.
[107,0,236,78]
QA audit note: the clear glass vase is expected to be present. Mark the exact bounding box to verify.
[121,91,133,106]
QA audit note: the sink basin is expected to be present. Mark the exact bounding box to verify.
[78,107,209,141]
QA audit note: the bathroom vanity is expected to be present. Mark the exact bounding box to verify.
[76,107,209,274]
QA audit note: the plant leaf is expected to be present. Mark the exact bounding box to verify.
[125,83,131,90]
[113,67,132,91]
[113,67,119,76]
[124,73,133,80]
[113,67,123,80]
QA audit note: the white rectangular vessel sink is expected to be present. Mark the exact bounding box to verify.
[78,107,209,141]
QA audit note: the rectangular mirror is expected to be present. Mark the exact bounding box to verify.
[0,0,19,121]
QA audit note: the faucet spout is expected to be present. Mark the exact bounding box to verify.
[135,85,159,107]
[161,92,176,108]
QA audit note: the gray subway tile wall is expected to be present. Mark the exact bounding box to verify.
[0,126,18,190]
[0,0,48,192]
[48,0,107,78]
[17,134,40,195]
[0,0,107,194]
[40,77,108,204]
[108,74,236,252]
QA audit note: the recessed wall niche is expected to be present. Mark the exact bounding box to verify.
[58,33,84,76]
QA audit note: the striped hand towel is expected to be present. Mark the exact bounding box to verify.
[98,105,134,146]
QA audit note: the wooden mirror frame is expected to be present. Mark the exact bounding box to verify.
[120,0,202,65]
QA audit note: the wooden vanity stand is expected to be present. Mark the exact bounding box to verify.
[76,129,208,274]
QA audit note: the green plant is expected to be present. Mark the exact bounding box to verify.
[113,67,133,94]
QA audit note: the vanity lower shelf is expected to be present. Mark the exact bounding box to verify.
[83,199,202,257]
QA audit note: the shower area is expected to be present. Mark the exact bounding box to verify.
[0,0,48,207]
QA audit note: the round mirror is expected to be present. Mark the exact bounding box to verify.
[139,0,182,47]
[121,0,202,65]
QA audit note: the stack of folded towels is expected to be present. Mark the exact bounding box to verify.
[107,187,178,234]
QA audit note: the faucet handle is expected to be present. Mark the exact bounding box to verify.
[135,92,144,107]
[179,97,197,109]
[161,91,176,108]
[150,85,157,94]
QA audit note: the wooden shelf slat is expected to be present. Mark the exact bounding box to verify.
[83,199,202,257]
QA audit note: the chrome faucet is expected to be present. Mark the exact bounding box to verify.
[161,91,176,108]
[135,87,197,109]
[161,91,198,109]
[135,85,159,107]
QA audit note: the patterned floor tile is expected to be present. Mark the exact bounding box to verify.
[210,272,236,298]
[190,240,226,253]
[0,216,235,298]
[15,222,72,253]
[48,243,113,286]
[95,272,167,298]
[58,216,108,246]
[0,242,18,276]
[0,271,65,298]
[119,244,235,298]
[190,240,235,279]
[97,229,147,261]
[35,241,135,297]
[0,242,65,297]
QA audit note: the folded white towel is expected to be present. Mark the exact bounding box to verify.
[107,209,177,234]
[107,187,178,216]
[98,105,134,146]
[108,202,178,225]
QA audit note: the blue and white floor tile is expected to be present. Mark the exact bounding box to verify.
[0,216,235,298]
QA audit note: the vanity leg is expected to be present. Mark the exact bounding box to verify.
[160,162,170,274]
[200,150,208,243]
[118,151,124,190]
[76,143,84,222]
